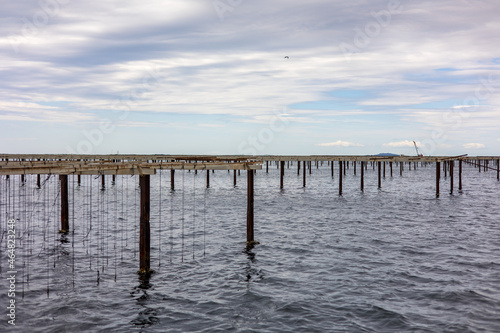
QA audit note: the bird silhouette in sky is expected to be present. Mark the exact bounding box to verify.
[284,56,289,59]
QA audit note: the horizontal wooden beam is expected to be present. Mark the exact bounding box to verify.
[0,161,262,175]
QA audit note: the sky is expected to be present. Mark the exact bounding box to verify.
[1,0,499,156]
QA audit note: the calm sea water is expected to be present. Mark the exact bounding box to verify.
[1,162,499,332]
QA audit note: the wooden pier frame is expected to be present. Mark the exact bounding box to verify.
[3,153,500,274]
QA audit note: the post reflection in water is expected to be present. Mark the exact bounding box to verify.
[131,274,159,328]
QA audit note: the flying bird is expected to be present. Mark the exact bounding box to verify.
[284,56,289,59]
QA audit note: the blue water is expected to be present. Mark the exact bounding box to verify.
[1,162,499,332]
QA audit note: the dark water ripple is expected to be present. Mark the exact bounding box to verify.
[0,163,499,332]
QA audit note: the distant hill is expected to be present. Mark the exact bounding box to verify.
[374,153,400,157]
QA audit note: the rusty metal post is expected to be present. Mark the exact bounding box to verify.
[60,175,69,233]
[303,161,306,187]
[459,160,463,191]
[361,161,364,191]
[436,162,440,197]
[139,175,151,274]
[450,160,454,195]
[378,161,381,189]
[247,169,254,244]
[339,161,343,195]
[280,161,285,189]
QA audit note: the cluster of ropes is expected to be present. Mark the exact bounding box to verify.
[0,170,209,296]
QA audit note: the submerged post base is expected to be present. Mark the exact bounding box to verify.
[137,269,155,277]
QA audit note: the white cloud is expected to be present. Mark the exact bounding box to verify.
[463,143,485,149]
[383,140,419,148]
[1,0,500,154]
[317,140,364,147]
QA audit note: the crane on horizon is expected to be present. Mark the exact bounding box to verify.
[413,141,423,157]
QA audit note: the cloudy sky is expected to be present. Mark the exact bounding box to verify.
[1,0,499,155]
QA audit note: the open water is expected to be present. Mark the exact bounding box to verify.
[0,162,499,332]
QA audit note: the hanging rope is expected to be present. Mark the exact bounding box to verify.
[203,179,207,257]
[158,165,162,268]
[181,168,185,263]
[169,171,174,264]
[114,173,118,281]
[192,169,196,260]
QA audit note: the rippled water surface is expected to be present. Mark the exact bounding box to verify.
[1,162,499,332]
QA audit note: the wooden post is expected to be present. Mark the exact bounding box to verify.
[21,174,25,183]
[400,162,403,176]
[338,161,343,195]
[444,161,447,178]
[459,160,463,191]
[378,161,382,189]
[77,174,81,185]
[60,175,69,233]
[233,169,237,187]
[112,174,116,183]
[331,160,334,178]
[266,161,269,173]
[139,175,151,274]
[297,160,300,175]
[383,162,386,178]
[37,174,41,188]
[309,161,312,175]
[450,160,454,195]
[354,161,356,175]
[280,161,285,189]
[206,169,210,188]
[361,161,364,191]
[101,175,105,190]
[390,162,393,177]
[497,160,499,181]
[170,169,175,190]
[436,162,440,197]
[247,169,255,244]
[478,160,481,173]
[303,161,306,187]
[343,161,346,175]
